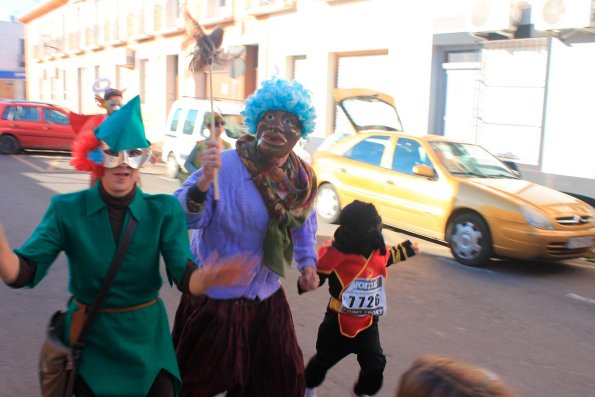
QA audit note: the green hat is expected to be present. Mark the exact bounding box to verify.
[95,95,150,151]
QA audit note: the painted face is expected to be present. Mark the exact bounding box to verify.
[102,165,139,197]
[255,110,302,160]
[106,96,123,115]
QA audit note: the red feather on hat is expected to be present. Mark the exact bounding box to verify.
[69,113,106,178]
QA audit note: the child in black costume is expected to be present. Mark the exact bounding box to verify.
[300,200,419,397]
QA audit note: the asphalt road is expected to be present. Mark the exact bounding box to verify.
[1,153,594,397]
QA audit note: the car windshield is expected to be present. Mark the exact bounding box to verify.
[341,96,403,132]
[429,141,518,179]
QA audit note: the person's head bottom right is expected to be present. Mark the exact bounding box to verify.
[395,355,519,397]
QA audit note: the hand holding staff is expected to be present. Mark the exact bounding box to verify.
[182,7,227,200]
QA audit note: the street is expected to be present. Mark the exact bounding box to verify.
[1,153,594,397]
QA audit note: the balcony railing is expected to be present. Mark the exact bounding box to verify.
[245,0,296,16]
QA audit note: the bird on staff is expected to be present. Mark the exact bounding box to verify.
[182,7,227,72]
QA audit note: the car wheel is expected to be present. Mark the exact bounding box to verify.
[166,153,180,178]
[448,213,492,266]
[316,184,341,224]
[0,135,20,154]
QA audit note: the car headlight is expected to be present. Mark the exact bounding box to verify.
[520,206,554,230]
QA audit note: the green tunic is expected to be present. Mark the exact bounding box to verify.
[15,183,193,396]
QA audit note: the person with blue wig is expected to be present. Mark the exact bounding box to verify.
[172,77,319,397]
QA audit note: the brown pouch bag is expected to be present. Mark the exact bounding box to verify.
[39,310,75,397]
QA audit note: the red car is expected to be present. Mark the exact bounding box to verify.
[0,100,75,154]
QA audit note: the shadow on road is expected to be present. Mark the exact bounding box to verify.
[472,257,586,278]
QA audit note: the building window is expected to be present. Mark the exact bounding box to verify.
[139,59,149,104]
[446,50,480,63]
[19,39,25,67]
[63,70,68,101]
[289,55,306,82]
[51,75,56,101]
[245,0,296,16]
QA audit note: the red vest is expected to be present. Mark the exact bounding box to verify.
[317,243,390,337]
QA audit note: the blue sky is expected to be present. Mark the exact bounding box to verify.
[0,0,43,21]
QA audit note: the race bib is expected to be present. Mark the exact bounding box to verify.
[340,276,386,316]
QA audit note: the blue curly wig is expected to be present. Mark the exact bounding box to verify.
[241,78,316,138]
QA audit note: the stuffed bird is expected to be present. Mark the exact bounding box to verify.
[182,7,226,72]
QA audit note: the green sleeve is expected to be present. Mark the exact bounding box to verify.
[14,198,64,288]
[160,197,195,287]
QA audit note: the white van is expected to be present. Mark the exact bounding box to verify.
[161,97,246,178]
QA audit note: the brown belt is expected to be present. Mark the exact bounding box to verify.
[329,297,343,312]
[74,297,158,313]
[70,298,158,344]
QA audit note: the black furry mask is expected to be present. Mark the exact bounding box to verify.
[333,201,386,257]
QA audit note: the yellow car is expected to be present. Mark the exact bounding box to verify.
[312,89,595,266]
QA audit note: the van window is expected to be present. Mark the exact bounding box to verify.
[183,110,198,135]
[170,108,181,132]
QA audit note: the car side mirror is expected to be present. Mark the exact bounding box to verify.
[502,160,521,177]
[413,164,436,179]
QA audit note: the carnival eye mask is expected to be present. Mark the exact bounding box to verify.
[107,100,122,110]
[101,144,151,169]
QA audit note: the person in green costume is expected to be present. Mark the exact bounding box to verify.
[0,95,254,397]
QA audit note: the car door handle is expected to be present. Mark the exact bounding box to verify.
[385,179,395,185]
[43,126,52,130]
[339,167,347,173]
[9,123,17,127]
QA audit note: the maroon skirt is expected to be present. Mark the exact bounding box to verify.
[172,287,305,397]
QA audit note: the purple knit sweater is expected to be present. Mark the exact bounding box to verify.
[174,149,318,300]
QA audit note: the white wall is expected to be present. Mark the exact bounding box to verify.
[245,0,434,138]
[541,39,595,180]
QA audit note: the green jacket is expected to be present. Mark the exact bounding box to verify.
[15,183,193,396]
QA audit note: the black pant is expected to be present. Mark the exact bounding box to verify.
[75,370,175,397]
[305,311,386,396]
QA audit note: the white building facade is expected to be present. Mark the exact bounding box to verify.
[21,0,595,202]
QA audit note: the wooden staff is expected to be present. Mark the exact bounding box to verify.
[208,63,220,200]
[182,7,224,200]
